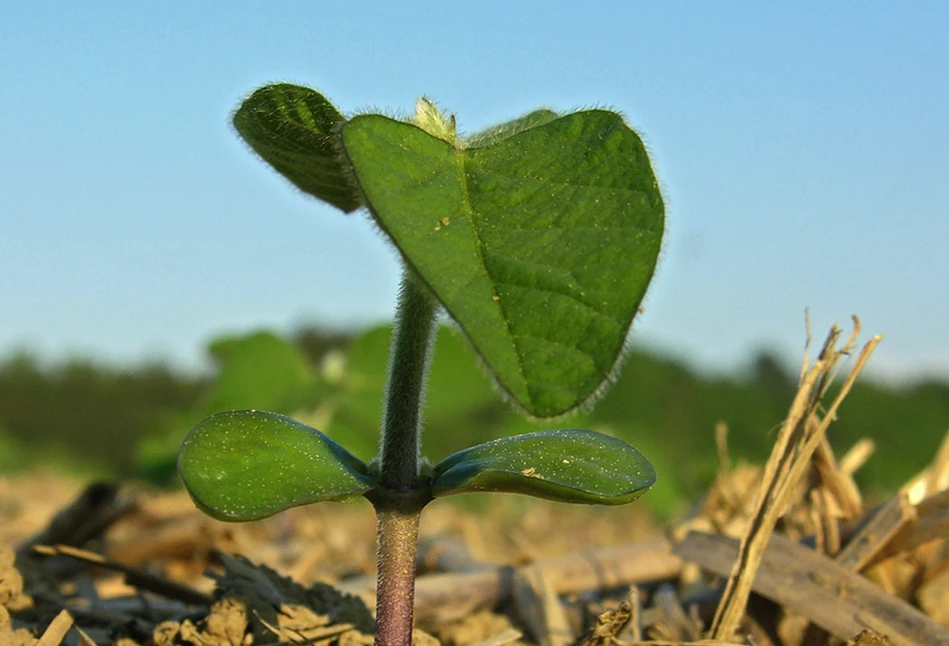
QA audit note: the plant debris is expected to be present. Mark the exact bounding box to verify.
[3,319,949,645]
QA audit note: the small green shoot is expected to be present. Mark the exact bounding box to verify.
[179,83,664,646]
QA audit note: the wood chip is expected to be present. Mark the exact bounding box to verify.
[257,611,353,643]
[418,535,486,573]
[839,439,876,477]
[36,609,73,646]
[835,493,916,571]
[650,583,702,642]
[74,626,99,646]
[513,568,573,646]
[626,586,643,642]
[338,535,682,626]
[813,435,863,519]
[675,530,949,646]
[871,488,949,563]
[917,566,949,628]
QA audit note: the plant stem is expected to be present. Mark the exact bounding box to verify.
[379,270,438,492]
[373,494,423,646]
[371,269,438,645]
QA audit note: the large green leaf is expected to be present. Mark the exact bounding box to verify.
[178,410,375,521]
[340,110,664,417]
[430,429,655,505]
[464,108,559,147]
[233,84,361,213]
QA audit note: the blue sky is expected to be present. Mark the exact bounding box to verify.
[2,2,948,381]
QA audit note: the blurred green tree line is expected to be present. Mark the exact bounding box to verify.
[1,326,946,513]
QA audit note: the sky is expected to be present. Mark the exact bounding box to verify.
[2,2,948,382]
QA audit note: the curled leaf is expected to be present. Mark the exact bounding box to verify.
[233,84,361,213]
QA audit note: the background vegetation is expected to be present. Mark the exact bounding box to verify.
[1,326,946,515]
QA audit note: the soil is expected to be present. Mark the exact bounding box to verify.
[1,472,664,645]
[3,326,949,645]
[2,453,948,646]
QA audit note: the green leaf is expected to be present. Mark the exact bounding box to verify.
[340,109,664,417]
[178,410,375,521]
[233,84,361,213]
[464,108,559,147]
[203,331,318,414]
[430,429,655,505]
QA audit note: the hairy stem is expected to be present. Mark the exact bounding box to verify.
[379,270,438,492]
[373,495,424,646]
[371,270,438,645]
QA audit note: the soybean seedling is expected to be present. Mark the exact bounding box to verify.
[178,84,664,646]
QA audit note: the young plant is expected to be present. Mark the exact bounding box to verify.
[178,84,665,645]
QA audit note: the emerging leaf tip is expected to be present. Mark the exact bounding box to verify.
[413,96,457,145]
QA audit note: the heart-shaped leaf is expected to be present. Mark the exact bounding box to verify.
[340,109,664,417]
[464,108,559,147]
[233,84,361,213]
[178,410,375,521]
[430,429,655,505]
